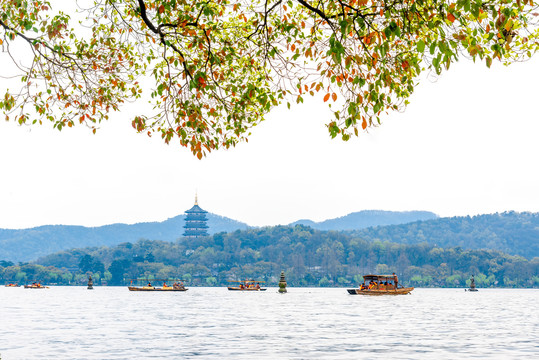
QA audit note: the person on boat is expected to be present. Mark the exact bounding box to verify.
[147,282,152,287]
[163,281,167,288]
[256,283,260,290]
[393,273,398,288]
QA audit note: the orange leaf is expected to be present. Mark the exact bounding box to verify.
[332,93,337,101]
[447,13,456,23]
[362,119,367,130]
[323,93,330,102]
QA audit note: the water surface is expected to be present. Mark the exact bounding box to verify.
[1,287,537,359]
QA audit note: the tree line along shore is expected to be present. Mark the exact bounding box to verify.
[1,225,537,288]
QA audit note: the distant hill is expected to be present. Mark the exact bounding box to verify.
[290,210,438,230]
[0,213,249,263]
[3,210,536,263]
[352,211,539,259]
[33,224,537,288]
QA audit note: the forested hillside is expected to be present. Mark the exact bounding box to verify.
[2,225,536,288]
[0,213,249,262]
[351,212,539,258]
[0,210,437,262]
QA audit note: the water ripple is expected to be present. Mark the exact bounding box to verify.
[0,287,537,359]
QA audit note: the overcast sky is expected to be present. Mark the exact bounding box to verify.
[1,45,538,229]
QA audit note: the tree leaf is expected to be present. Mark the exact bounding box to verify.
[417,40,425,53]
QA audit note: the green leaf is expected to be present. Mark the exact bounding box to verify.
[417,40,425,53]
[429,41,437,55]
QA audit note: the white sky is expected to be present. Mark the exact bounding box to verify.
[0,42,538,229]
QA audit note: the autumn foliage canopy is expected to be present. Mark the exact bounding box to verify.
[1,0,538,158]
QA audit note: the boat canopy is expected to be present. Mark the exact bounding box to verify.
[362,274,398,282]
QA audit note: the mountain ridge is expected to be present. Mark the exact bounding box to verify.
[0,210,437,262]
[290,210,438,230]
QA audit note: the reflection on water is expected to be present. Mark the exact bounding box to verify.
[0,287,537,359]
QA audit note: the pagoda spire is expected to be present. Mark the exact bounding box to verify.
[194,192,198,205]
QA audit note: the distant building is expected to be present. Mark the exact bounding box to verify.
[183,195,209,238]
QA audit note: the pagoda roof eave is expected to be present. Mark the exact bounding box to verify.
[185,204,208,214]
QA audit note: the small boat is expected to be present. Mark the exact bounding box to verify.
[128,279,188,292]
[24,282,49,289]
[227,279,266,291]
[347,274,413,295]
[5,283,20,287]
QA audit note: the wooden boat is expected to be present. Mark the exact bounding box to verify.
[347,274,413,295]
[227,279,266,291]
[128,279,188,292]
[24,282,49,289]
[128,285,188,291]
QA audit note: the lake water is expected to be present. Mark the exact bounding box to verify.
[0,287,537,359]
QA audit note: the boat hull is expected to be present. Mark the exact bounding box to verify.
[347,287,414,295]
[128,286,188,292]
[227,287,267,291]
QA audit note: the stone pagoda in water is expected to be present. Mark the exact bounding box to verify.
[183,194,209,239]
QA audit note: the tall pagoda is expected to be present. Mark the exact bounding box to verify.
[183,194,209,238]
